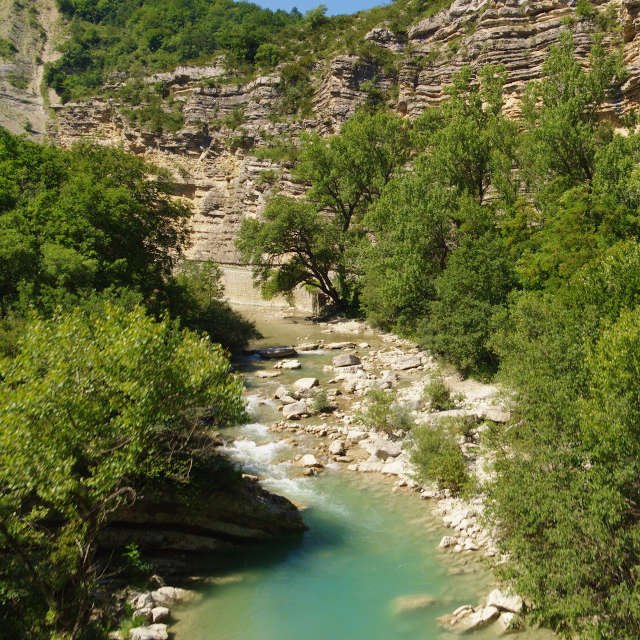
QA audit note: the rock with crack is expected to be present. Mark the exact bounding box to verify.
[283,400,308,420]
[293,377,319,395]
[486,589,523,614]
[333,353,361,368]
[129,624,168,640]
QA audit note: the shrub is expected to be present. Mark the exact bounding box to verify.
[310,389,332,414]
[355,388,414,434]
[411,423,470,495]
[423,375,455,410]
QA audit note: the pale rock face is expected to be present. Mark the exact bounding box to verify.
[487,588,524,614]
[333,354,362,368]
[283,400,308,419]
[292,377,320,394]
[129,624,168,640]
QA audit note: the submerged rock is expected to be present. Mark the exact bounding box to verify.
[326,341,356,350]
[391,594,437,614]
[257,346,297,359]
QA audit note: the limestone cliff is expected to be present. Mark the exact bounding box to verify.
[0,0,61,139]
[19,1,640,283]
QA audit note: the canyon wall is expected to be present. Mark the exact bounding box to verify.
[13,0,640,307]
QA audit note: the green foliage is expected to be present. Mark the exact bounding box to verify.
[309,389,332,414]
[46,0,453,103]
[238,110,409,310]
[0,37,17,58]
[423,376,455,411]
[0,128,255,353]
[355,388,414,434]
[411,423,470,495]
[169,260,260,353]
[0,302,244,639]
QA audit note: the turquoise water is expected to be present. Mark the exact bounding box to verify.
[172,310,553,640]
[173,431,492,640]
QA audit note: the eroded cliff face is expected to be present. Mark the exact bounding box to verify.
[47,0,640,278]
[0,0,61,139]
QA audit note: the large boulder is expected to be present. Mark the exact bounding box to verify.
[293,377,319,394]
[333,353,361,368]
[100,451,306,554]
[326,341,356,350]
[486,589,523,614]
[129,625,168,640]
[283,400,308,420]
[439,605,499,633]
[257,346,297,359]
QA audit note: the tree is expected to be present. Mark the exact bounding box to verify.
[237,110,409,309]
[0,302,244,639]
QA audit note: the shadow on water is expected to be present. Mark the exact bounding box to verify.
[182,504,351,598]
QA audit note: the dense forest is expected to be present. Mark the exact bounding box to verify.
[0,129,256,639]
[239,35,640,637]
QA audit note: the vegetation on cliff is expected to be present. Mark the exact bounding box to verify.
[241,33,640,637]
[45,0,451,102]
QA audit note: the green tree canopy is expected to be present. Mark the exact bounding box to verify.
[0,302,244,639]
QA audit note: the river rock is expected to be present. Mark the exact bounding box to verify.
[357,458,385,473]
[151,587,192,606]
[254,370,282,378]
[326,341,356,350]
[439,536,456,549]
[293,377,319,394]
[129,624,168,640]
[151,607,170,623]
[486,589,523,614]
[274,385,290,399]
[257,346,297,359]
[381,458,407,476]
[333,353,361,368]
[296,342,319,351]
[274,359,302,370]
[440,605,499,633]
[497,611,520,634]
[391,355,422,370]
[283,401,307,420]
[300,454,323,468]
[391,594,437,614]
[329,439,346,456]
[360,436,402,460]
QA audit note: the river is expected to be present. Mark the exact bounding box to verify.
[172,308,554,640]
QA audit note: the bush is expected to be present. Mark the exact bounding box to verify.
[355,388,414,434]
[411,423,470,495]
[310,389,332,414]
[423,375,455,410]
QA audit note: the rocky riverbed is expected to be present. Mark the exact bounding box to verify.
[240,317,524,636]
